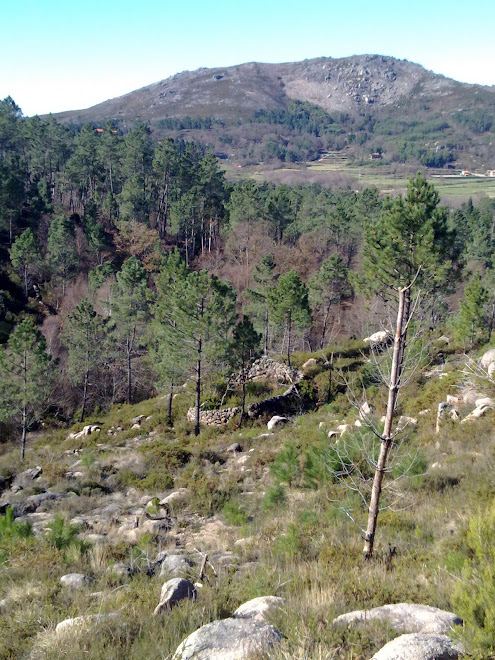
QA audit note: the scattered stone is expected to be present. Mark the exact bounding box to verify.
[55,613,118,635]
[159,554,193,578]
[159,488,191,509]
[397,415,418,431]
[108,562,132,577]
[154,578,197,615]
[446,395,462,407]
[226,442,242,453]
[363,330,391,347]
[67,425,101,441]
[11,466,43,492]
[359,402,374,419]
[371,633,464,660]
[461,403,491,423]
[233,596,285,622]
[354,419,363,427]
[436,402,458,433]
[418,409,430,416]
[130,415,145,425]
[267,415,289,430]
[474,396,495,407]
[480,348,495,369]
[333,603,462,635]
[60,573,93,590]
[337,423,352,435]
[173,617,283,660]
[488,362,495,379]
[435,336,450,344]
[302,358,318,369]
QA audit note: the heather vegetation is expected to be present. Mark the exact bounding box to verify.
[2,95,495,658]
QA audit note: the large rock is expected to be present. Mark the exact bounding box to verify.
[67,425,101,441]
[248,384,306,419]
[480,348,495,369]
[55,613,118,635]
[11,466,42,492]
[267,415,288,430]
[159,488,190,509]
[364,330,391,347]
[460,403,491,423]
[233,596,285,622]
[60,573,93,590]
[174,617,283,659]
[302,358,318,369]
[159,554,193,578]
[154,578,197,615]
[371,633,464,660]
[333,603,462,635]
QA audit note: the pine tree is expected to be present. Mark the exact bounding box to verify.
[229,317,262,426]
[61,299,107,421]
[455,274,487,346]
[109,257,150,404]
[155,262,237,435]
[47,215,77,295]
[0,319,54,459]
[9,228,41,296]
[359,172,455,558]
[308,254,351,349]
[246,254,278,355]
[268,270,311,366]
[149,250,190,423]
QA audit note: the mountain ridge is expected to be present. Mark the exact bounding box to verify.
[50,54,495,169]
[53,54,493,124]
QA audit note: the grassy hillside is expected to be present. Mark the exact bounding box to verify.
[1,336,494,658]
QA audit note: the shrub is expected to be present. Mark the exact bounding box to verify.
[453,504,495,656]
[47,515,88,555]
[263,483,287,509]
[270,441,301,486]
[0,507,33,541]
[222,500,249,526]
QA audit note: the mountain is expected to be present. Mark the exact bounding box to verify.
[52,55,495,169]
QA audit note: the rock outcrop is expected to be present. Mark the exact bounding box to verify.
[371,633,464,660]
[154,578,197,615]
[232,596,285,622]
[173,617,283,660]
[333,603,462,635]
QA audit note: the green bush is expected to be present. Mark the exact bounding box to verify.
[47,515,88,554]
[263,483,287,509]
[0,507,33,542]
[270,441,301,486]
[222,500,249,526]
[453,504,495,656]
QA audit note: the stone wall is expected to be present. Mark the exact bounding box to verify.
[186,407,240,426]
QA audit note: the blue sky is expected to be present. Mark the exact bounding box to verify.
[2,0,495,116]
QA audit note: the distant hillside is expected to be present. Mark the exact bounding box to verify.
[53,55,495,169]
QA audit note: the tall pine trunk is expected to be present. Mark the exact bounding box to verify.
[168,381,174,425]
[80,368,89,423]
[286,310,292,367]
[21,406,27,461]
[195,338,202,436]
[363,287,409,559]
